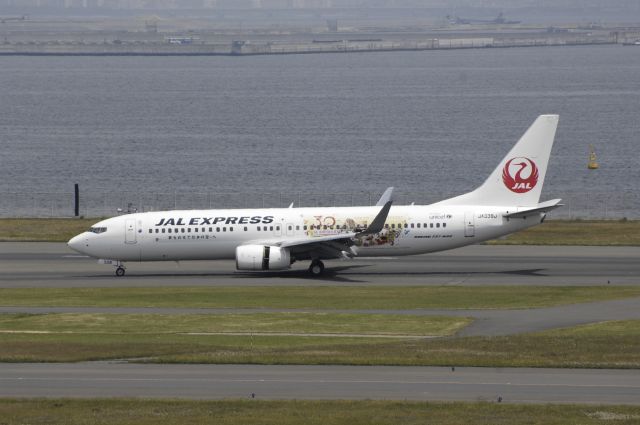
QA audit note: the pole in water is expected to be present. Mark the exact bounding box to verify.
[74,184,80,217]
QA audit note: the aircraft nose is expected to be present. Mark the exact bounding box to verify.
[67,234,86,253]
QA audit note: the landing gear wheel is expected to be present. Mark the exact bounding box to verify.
[115,266,126,277]
[308,260,325,277]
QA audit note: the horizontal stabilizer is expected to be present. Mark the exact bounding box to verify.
[503,199,563,218]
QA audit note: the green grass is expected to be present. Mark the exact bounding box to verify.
[488,219,640,246]
[1,218,639,245]
[0,312,469,363]
[0,312,469,337]
[0,218,100,242]
[1,399,639,425]
[2,286,640,309]
[1,316,639,368]
[150,320,640,368]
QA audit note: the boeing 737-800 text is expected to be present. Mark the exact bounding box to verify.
[68,115,562,277]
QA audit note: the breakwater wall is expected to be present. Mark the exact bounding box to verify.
[0,34,617,56]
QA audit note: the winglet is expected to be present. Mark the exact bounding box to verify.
[360,201,392,236]
[375,187,394,206]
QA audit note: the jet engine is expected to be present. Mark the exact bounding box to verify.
[235,245,291,271]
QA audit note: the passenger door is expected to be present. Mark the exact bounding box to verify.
[464,211,475,237]
[125,219,137,244]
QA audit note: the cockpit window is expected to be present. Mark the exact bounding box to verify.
[89,227,107,234]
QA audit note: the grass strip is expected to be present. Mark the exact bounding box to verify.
[487,219,640,246]
[1,318,639,368]
[0,312,470,337]
[150,320,640,368]
[1,286,640,309]
[1,399,640,425]
[2,218,640,245]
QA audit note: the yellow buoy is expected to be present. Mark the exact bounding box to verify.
[588,144,599,169]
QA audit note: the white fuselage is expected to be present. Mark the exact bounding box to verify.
[68,204,541,263]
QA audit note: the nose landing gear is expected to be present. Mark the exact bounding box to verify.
[98,259,127,277]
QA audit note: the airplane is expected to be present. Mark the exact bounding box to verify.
[68,115,562,277]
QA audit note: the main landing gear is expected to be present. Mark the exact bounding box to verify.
[308,260,325,277]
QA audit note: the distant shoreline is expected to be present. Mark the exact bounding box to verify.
[0,38,616,57]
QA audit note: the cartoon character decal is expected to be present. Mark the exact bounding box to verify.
[303,215,407,247]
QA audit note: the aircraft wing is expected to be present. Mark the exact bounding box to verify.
[278,232,357,248]
[242,200,393,259]
[244,232,358,260]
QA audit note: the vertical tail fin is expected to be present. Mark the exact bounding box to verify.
[437,114,559,207]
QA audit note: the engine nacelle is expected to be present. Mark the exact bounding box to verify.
[235,245,291,271]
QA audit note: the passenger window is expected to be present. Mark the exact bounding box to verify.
[244,226,248,231]
[168,228,172,233]
[288,226,292,231]
[181,228,185,233]
[276,226,280,231]
[270,226,273,231]
[391,224,395,229]
[223,227,226,232]
[410,223,414,228]
[443,223,447,228]
[436,223,440,228]
[188,228,191,233]
[404,223,408,228]
[303,225,307,230]
[194,228,198,233]
[155,229,159,233]
[216,227,220,232]
[209,227,212,232]
[417,223,421,228]
[384,224,389,229]
[296,226,300,230]
[202,227,205,232]
[148,229,152,234]
[162,229,165,234]
[430,223,434,228]
[230,227,233,232]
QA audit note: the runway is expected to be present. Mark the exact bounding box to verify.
[1,363,639,404]
[1,242,640,336]
[1,243,639,287]
[1,242,640,404]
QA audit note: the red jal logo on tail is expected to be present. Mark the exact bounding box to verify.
[502,157,539,193]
